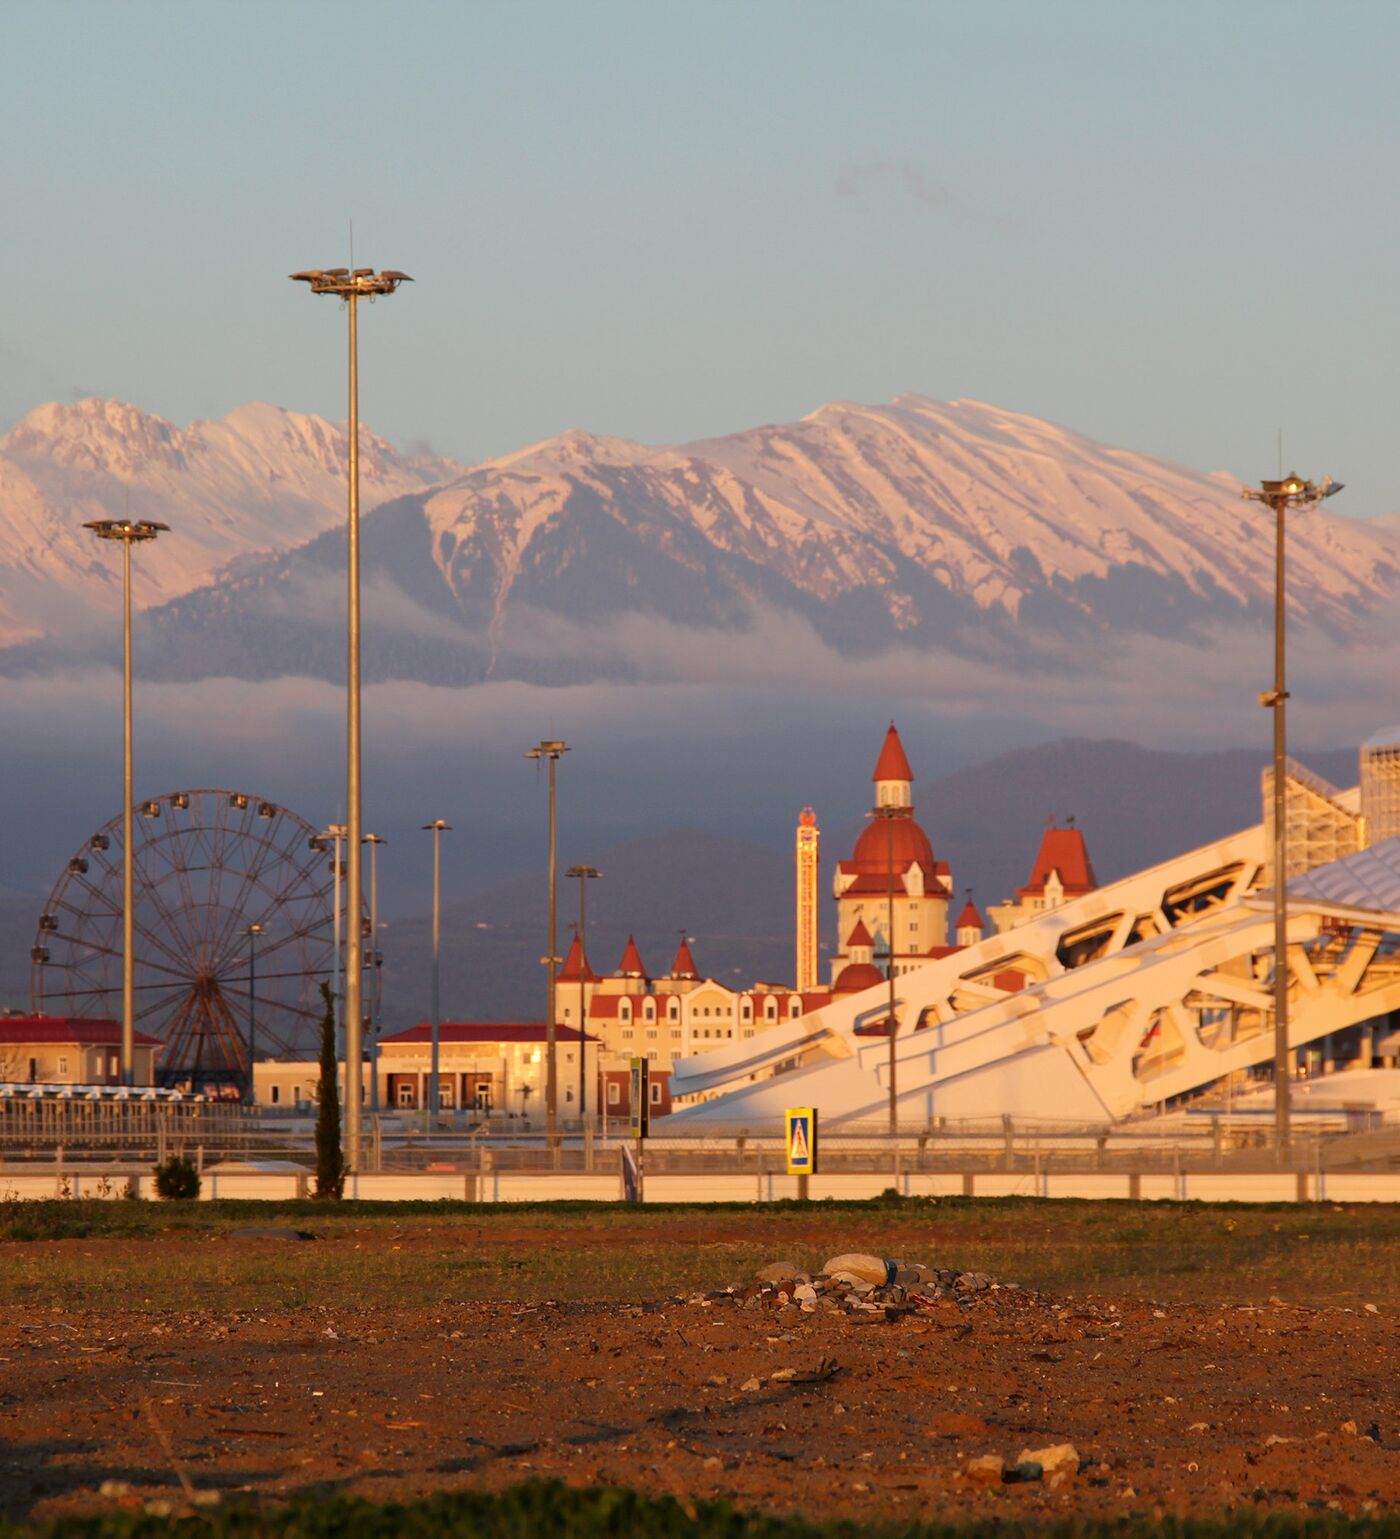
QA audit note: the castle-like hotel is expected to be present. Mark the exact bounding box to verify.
[566,723,1097,1111]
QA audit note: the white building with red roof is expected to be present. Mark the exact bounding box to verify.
[987,817,1100,933]
[831,724,955,985]
[0,1015,162,1086]
[371,1021,600,1119]
[555,930,832,1116]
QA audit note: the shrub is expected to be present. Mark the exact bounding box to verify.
[152,1154,200,1201]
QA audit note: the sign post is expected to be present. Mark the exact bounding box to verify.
[785,1106,817,1201]
[629,1056,650,1202]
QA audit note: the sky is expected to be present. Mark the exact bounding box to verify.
[4,1,1400,512]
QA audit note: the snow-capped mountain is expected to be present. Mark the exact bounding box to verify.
[0,398,459,645]
[3,395,1396,682]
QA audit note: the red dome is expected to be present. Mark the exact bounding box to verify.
[833,961,884,993]
[849,813,935,873]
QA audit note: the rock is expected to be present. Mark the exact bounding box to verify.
[754,1261,801,1284]
[771,1367,798,1382]
[740,1377,765,1392]
[1019,1442,1079,1476]
[1341,1420,1358,1436]
[1006,1460,1043,1483]
[821,1253,892,1285]
[794,1284,817,1302]
[965,1454,1005,1485]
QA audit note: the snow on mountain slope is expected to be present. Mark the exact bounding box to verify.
[0,399,459,644]
[417,394,1397,648]
[6,394,1397,686]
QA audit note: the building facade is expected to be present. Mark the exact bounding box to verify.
[0,1016,162,1085]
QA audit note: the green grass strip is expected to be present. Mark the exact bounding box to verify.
[3,1483,1400,1539]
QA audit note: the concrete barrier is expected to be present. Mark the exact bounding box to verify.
[3,1167,1400,1203]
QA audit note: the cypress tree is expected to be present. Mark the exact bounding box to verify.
[314,980,345,1199]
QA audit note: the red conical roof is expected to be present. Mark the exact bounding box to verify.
[616,934,647,978]
[670,937,699,979]
[1017,823,1098,899]
[558,931,599,984]
[872,722,915,783]
[847,917,874,949]
[956,898,983,932]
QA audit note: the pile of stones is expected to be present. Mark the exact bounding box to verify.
[685,1251,1020,1323]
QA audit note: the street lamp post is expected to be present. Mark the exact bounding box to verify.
[290,264,412,1175]
[869,805,901,1137]
[1242,472,1343,1158]
[422,820,450,1129]
[526,741,570,1139]
[565,864,601,1120]
[83,517,168,1087]
[240,923,264,1102]
[363,833,386,1113]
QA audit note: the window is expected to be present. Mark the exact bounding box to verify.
[650,1082,662,1104]
[743,1028,755,1038]
[397,1083,415,1107]
[271,1085,281,1104]
[670,1028,681,1039]
[621,1028,634,1040]
[646,1028,658,1040]
[607,1082,621,1106]
[57,1056,68,1076]
[565,1088,574,1102]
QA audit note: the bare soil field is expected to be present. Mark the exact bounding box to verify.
[0,1199,1397,1526]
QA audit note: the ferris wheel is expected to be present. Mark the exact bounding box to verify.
[31,790,346,1089]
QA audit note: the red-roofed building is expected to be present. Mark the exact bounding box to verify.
[670,936,699,980]
[557,931,599,984]
[0,1016,162,1086]
[615,935,647,980]
[988,819,1100,933]
[831,725,953,985]
[374,1021,600,1117]
[955,896,984,946]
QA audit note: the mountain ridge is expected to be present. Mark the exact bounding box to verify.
[2,393,1396,684]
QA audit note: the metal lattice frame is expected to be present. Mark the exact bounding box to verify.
[31,791,343,1089]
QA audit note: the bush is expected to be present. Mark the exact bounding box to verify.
[152,1154,200,1201]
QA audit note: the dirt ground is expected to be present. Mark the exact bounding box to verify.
[1,1222,1398,1524]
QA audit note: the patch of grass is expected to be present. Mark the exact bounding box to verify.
[3,1483,1400,1539]
[1,1196,1398,1311]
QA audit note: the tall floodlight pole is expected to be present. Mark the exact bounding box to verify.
[526,741,570,1138]
[422,820,450,1129]
[83,518,168,1086]
[869,804,901,1137]
[290,265,412,1172]
[320,823,347,1055]
[1242,472,1343,1158]
[363,833,386,1112]
[566,864,601,1120]
[240,923,264,1102]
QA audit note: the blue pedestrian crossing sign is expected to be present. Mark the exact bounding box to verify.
[785,1107,818,1175]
